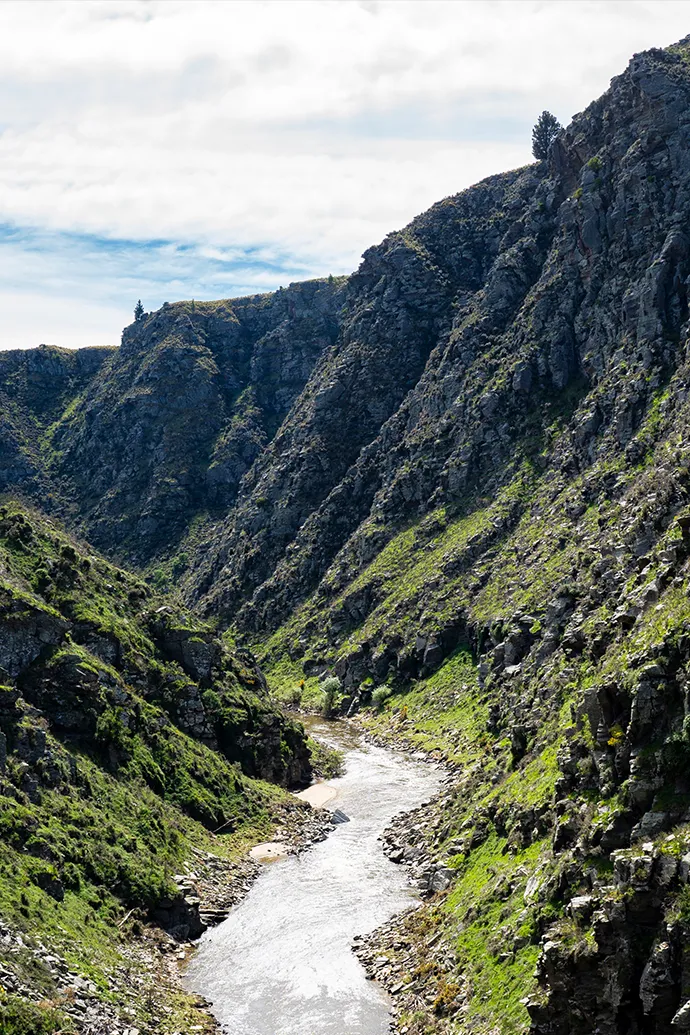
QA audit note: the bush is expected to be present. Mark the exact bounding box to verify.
[307,737,344,779]
[151,568,170,591]
[288,678,305,708]
[289,685,303,708]
[320,676,342,718]
[170,552,188,579]
[0,994,69,1034]
[371,684,393,712]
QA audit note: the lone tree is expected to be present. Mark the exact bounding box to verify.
[532,111,562,160]
[134,299,144,321]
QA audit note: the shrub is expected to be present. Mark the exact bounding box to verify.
[320,676,342,718]
[0,994,69,1034]
[289,684,303,708]
[151,568,170,591]
[307,737,344,779]
[607,723,625,748]
[371,684,393,712]
[170,552,189,579]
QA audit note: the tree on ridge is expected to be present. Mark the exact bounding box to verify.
[532,111,562,160]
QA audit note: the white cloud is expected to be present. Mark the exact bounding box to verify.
[0,0,688,347]
[0,289,130,350]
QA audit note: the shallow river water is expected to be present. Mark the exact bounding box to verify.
[183,722,441,1035]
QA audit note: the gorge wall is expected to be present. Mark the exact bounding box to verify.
[3,35,690,1035]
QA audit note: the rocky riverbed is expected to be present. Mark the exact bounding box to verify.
[347,718,473,1034]
[0,795,333,1035]
[0,720,458,1035]
[352,788,463,1035]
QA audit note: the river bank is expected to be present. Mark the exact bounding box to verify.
[182,724,443,1035]
[6,718,451,1035]
[0,788,335,1035]
[352,792,463,1035]
[151,718,454,1035]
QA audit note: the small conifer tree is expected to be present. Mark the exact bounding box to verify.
[532,111,562,160]
[134,299,144,321]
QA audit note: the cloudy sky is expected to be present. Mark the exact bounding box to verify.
[0,0,688,349]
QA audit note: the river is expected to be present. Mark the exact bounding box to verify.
[183,721,441,1035]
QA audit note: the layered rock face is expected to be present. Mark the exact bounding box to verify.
[57,279,345,562]
[187,41,690,645]
[0,280,344,563]
[190,167,541,623]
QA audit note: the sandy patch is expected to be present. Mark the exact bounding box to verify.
[249,841,290,862]
[294,783,338,808]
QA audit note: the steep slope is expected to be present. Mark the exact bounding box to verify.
[1,33,690,1035]
[0,500,310,789]
[47,279,343,564]
[0,344,115,503]
[0,500,317,1032]
[200,38,690,1035]
[188,40,690,655]
[190,167,544,624]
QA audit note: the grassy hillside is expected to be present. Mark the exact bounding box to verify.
[0,500,318,1032]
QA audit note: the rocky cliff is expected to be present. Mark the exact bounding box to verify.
[187,37,690,1035]
[0,344,115,505]
[3,34,690,1035]
[0,280,344,565]
[188,39,690,656]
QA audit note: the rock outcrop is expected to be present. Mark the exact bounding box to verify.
[7,280,344,564]
[191,39,690,654]
[0,343,115,501]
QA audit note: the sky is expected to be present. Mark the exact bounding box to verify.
[0,0,688,350]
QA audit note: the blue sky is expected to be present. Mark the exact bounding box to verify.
[0,0,688,349]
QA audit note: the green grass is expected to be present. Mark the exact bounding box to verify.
[262,653,323,709]
[0,501,313,1029]
[306,736,344,779]
[261,463,539,681]
[0,737,293,1031]
[366,648,490,765]
[0,992,71,1035]
[360,644,568,1032]
[445,834,548,1034]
